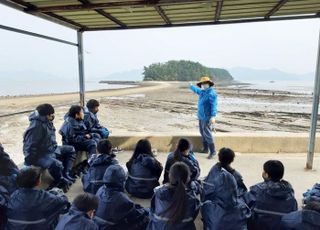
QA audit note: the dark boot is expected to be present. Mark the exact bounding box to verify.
[200,142,209,153]
[207,143,216,159]
[62,153,77,183]
[56,177,70,193]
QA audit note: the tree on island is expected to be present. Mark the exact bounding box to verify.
[143,60,233,82]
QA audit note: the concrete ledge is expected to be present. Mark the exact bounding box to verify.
[109,134,320,153]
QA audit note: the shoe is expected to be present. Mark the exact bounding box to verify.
[207,152,216,159]
[64,173,76,183]
[56,178,70,193]
[200,142,209,153]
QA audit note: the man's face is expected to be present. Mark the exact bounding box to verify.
[47,114,55,121]
[76,109,84,120]
[262,171,269,181]
[92,106,99,114]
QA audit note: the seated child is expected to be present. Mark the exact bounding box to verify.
[125,139,163,199]
[55,193,99,230]
[82,139,118,194]
[244,160,298,230]
[84,99,109,139]
[147,162,200,230]
[202,160,250,230]
[94,165,149,230]
[6,167,69,230]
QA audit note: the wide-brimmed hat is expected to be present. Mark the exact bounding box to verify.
[197,76,214,87]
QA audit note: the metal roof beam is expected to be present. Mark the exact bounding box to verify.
[155,5,171,25]
[78,0,126,28]
[25,0,212,13]
[5,0,85,29]
[214,0,223,21]
[82,14,319,31]
[265,0,289,19]
[0,24,78,46]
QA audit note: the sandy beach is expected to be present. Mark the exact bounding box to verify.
[0,81,316,164]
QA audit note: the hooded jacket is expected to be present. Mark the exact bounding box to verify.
[82,154,118,194]
[6,188,69,230]
[202,165,251,230]
[206,163,247,198]
[244,180,298,230]
[55,205,98,230]
[60,116,89,145]
[94,165,149,230]
[83,107,109,138]
[190,85,217,121]
[125,154,163,199]
[281,209,320,230]
[23,111,58,162]
[303,183,320,203]
[147,184,200,230]
[163,152,200,184]
[0,144,19,177]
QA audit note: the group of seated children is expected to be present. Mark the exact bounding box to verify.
[0,100,320,229]
[22,100,109,191]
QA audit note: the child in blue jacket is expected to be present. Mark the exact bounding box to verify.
[82,139,118,194]
[125,139,163,199]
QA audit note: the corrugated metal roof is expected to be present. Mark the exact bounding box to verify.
[1,0,320,31]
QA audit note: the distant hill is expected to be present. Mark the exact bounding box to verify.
[0,69,63,82]
[143,60,234,82]
[229,67,314,82]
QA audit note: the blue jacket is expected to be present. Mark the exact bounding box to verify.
[0,184,9,230]
[0,144,19,177]
[6,188,69,230]
[303,183,320,203]
[125,154,163,199]
[94,165,149,230]
[0,144,18,196]
[206,163,247,198]
[190,85,217,121]
[60,116,90,145]
[84,107,109,138]
[82,154,118,194]
[147,184,200,230]
[202,165,250,230]
[55,205,98,230]
[163,152,200,184]
[23,112,58,163]
[244,180,298,230]
[281,209,320,230]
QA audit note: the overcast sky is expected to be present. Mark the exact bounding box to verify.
[0,4,319,80]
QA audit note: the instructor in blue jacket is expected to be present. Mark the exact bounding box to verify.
[190,76,217,159]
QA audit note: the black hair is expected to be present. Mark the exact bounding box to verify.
[73,193,99,212]
[16,167,41,188]
[263,160,284,182]
[86,99,100,110]
[161,162,190,224]
[36,103,54,116]
[127,139,153,169]
[218,148,235,166]
[68,105,83,118]
[173,138,190,163]
[97,139,114,156]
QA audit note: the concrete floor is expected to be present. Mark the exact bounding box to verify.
[65,152,320,229]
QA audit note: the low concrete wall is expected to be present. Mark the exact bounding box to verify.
[109,133,320,153]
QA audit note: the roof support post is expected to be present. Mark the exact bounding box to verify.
[306,29,320,169]
[77,31,85,106]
